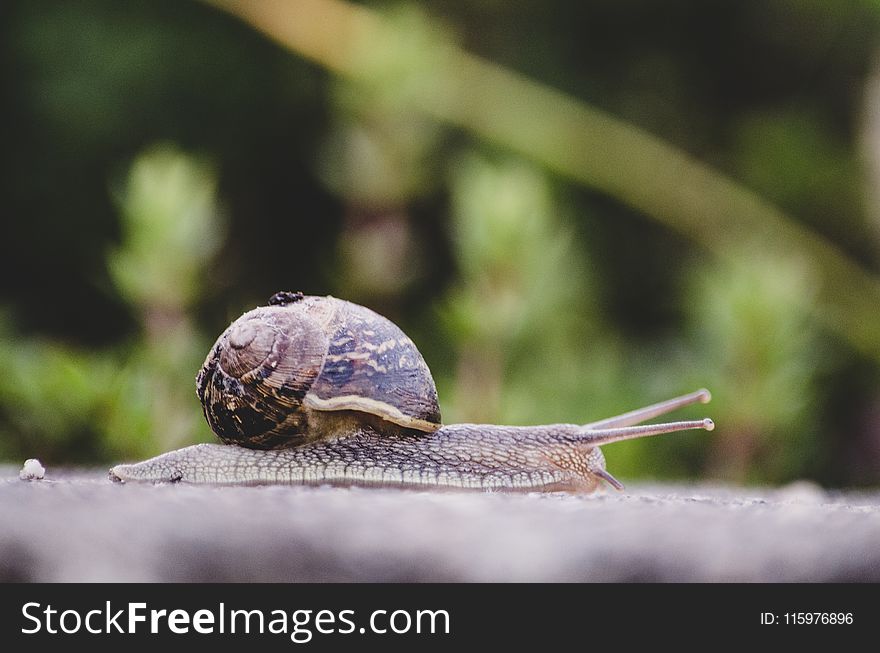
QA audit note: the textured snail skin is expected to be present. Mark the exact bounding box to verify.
[110,424,612,492]
[110,416,714,492]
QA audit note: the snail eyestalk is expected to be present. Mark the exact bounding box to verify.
[584,388,711,429]
[577,418,715,447]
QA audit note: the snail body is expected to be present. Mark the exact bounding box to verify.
[110,292,714,492]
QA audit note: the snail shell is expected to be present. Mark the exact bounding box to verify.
[196,291,440,449]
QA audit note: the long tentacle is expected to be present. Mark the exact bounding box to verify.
[575,418,714,447]
[584,389,711,429]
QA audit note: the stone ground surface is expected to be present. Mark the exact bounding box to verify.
[1,464,878,582]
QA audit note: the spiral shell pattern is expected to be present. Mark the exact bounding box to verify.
[196,293,441,449]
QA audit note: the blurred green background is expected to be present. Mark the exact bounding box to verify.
[2,0,880,488]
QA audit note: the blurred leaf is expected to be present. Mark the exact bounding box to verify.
[0,144,223,462]
[108,143,224,310]
[440,151,620,425]
[684,253,824,482]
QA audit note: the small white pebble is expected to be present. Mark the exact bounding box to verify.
[19,458,46,481]
[776,480,825,504]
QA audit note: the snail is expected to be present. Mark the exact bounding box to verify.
[110,292,714,492]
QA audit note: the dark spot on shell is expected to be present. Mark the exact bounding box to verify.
[424,405,442,424]
[208,401,277,444]
[206,402,236,439]
[268,291,304,306]
[321,360,354,384]
[277,379,310,401]
[195,346,221,401]
[212,371,245,397]
[196,368,208,401]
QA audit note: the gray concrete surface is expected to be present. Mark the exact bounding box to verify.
[1,464,878,582]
